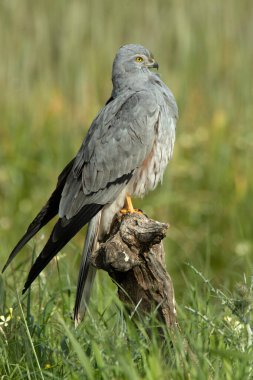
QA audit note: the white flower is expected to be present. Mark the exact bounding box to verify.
[0,308,13,327]
[0,315,11,327]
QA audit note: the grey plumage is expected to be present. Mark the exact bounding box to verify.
[74,212,101,325]
[2,44,178,325]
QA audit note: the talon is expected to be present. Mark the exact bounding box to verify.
[120,195,143,215]
[134,208,144,215]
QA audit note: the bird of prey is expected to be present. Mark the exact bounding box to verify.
[3,44,178,325]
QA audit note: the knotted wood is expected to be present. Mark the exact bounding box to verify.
[91,212,177,329]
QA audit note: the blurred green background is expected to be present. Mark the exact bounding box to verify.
[0,0,253,303]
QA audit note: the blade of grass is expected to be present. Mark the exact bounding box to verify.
[17,293,45,380]
[57,315,94,380]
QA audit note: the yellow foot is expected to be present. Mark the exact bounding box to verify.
[120,194,143,215]
[120,208,143,215]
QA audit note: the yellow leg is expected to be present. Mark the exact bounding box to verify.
[120,194,143,215]
[125,194,135,213]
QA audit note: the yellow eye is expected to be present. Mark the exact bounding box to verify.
[135,56,143,63]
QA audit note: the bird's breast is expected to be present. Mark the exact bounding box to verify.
[129,110,175,198]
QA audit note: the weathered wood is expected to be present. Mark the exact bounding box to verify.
[91,212,178,329]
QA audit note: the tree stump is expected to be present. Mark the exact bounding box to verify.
[91,212,177,329]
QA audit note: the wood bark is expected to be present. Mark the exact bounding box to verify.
[91,212,177,329]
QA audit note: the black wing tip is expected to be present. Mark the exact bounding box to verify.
[2,263,8,274]
[2,232,39,275]
[2,159,75,276]
[2,245,23,274]
[2,251,17,273]
[22,283,29,295]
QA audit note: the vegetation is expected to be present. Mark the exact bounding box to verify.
[0,0,252,378]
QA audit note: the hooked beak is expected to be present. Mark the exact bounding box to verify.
[146,59,159,70]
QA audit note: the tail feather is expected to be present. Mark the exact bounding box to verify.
[75,266,97,326]
[74,212,101,326]
[2,158,75,273]
[22,204,103,294]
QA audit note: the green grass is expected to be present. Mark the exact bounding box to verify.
[0,265,252,379]
[0,0,253,378]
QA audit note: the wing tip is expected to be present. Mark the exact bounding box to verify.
[2,263,8,274]
[2,246,21,274]
[22,284,28,295]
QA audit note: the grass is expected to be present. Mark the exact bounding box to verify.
[0,0,253,378]
[0,265,252,379]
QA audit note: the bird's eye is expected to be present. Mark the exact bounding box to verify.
[135,56,144,63]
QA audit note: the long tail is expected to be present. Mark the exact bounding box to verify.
[74,212,101,326]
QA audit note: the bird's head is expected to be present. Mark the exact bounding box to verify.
[112,44,159,90]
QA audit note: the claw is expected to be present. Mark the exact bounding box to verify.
[120,195,143,215]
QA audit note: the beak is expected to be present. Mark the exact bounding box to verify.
[146,59,159,70]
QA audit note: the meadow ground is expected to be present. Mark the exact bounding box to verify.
[0,1,253,378]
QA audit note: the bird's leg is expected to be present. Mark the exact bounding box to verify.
[124,194,135,213]
[120,194,143,215]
